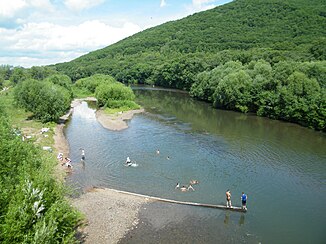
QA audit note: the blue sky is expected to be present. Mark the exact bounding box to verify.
[0,0,232,68]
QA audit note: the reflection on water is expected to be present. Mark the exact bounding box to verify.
[65,89,326,244]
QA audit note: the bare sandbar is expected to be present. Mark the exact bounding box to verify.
[96,108,144,131]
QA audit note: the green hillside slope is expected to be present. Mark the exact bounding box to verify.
[55,0,326,130]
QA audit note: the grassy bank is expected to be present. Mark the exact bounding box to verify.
[0,89,82,243]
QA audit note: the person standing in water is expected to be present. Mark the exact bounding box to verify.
[241,192,247,210]
[81,149,85,161]
[226,189,232,208]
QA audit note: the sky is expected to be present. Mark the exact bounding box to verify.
[0,0,232,68]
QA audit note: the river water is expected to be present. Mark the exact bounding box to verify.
[65,88,326,243]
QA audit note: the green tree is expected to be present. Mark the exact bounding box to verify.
[213,70,253,113]
[14,79,72,122]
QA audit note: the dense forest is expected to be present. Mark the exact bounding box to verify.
[53,0,326,131]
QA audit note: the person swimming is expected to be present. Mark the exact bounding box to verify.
[180,186,188,192]
[187,184,195,191]
[175,182,180,189]
[125,157,132,166]
[189,180,199,185]
[64,157,72,168]
[175,182,194,192]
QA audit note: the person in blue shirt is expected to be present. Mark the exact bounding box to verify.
[241,192,247,210]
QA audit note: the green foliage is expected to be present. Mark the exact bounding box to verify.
[44,74,73,90]
[0,108,81,243]
[14,79,72,122]
[0,65,12,84]
[213,70,253,113]
[55,0,326,81]
[28,66,57,81]
[75,74,117,93]
[191,60,326,131]
[95,82,136,108]
[10,67,28,84]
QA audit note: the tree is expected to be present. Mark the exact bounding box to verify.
[14,79,72,122]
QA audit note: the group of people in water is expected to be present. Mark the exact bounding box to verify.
[125,150,248,209]
[61,148,247,209]
[58,148,85,169]
[175,180,199,192]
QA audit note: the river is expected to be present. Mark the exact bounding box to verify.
[65,87,326,243]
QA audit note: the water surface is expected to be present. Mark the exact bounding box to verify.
[65,88,326,243]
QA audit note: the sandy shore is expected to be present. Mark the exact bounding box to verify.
[53,98,148,243]
[96,108,144,131]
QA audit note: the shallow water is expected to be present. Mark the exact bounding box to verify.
[65,88,326,243]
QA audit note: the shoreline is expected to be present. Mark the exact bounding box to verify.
[54,98,147,243]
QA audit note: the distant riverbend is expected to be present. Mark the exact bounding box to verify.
[65,87,326,243]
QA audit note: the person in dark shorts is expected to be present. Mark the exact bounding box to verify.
[81,149,85,161]
[241,192,247,210]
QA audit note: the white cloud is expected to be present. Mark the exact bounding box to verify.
[0,0,27,18]
[0,0,54,20]
[64,0,105,11]
[160,0,167,8]
[29,0,53,11]
[190,0,218,12]
[0,20,142,67]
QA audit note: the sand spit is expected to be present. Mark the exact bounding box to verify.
[96,108,144,131]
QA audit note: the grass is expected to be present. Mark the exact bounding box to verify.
[71,86,94,98]
[103,104,141,115]
[0,89,56,149]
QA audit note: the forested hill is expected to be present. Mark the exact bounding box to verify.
[54,0,326,131]
[55,0,325,80]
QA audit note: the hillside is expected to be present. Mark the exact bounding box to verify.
[55,0,325,81]
[54,0,326,130]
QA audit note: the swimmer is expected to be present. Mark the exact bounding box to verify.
[189,180,199,185]
[175,182,180,189]
[180,186,188,192]
[188,184,195,191]
[156,149,160,155]
[125,157,132,166]
[64,157,72,168]
[167,156,170,160]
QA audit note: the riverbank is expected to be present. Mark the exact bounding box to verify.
[54,98,147,243]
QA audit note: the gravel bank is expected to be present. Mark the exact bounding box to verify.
[71,188,151,243]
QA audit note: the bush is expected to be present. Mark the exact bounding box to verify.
[95,82,135,108]
[75,74,116,93]
[14,79,72,122]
